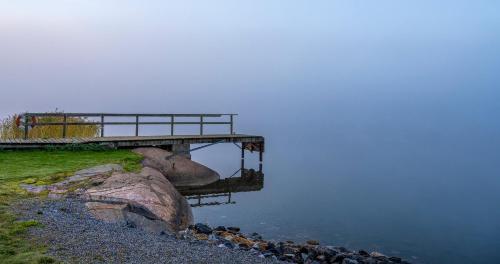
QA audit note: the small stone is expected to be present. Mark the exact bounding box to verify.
[342,258,359,264]
[224,241,235,249]
[370,251,386,259]
[36,210,43,215]
[316,254,325,261]
[336,246,349,253]
[259,252,275,258]
[227,226,240,233]
[231,236,254,248]
[307,240,320,245]
[238,243,250,250]
[193,233,208,240]
[214,226,226,231]
[250,232,263,240]
[359,250,369,256]
[389,256,402,263]
[194,223,212,234]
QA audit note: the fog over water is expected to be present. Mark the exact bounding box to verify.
[1,1,500,263]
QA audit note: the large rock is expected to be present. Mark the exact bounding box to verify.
[133,147,220,187]
[20,164,123,195]
[84,167,193,233]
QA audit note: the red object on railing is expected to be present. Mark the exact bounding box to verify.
[31,116,37,128]
[15,115,22,127]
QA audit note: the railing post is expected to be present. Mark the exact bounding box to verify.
[171,115,174,136]
[135,115,139,136]
[200,115,204,135]
[100,115,105,137]
[230,114,234,134]
[62,114,67,138]
[24,114,29,140]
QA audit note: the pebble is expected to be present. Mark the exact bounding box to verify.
[17,198,276,264]
[18,197,410,264]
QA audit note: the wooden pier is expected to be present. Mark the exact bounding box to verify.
[0,113,264,162]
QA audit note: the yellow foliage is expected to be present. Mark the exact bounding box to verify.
[0,113,100,139]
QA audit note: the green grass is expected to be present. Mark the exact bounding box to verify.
[0,149,143,264]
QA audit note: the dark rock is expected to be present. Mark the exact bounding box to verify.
[250,232,263,240]
[342,258,358,264]
[336,247,349,253]
[223,241,235,249]
[238,243,250,250]
[307,240,320,245]
[358,250,369,257]
[332,254,346,263]
[214,226,227,231]
[126,221,136,228]
[260,252,274,258]
[316,246,338,259]
[227,226,240,233]
[194,223,212,234]
[388,256,402,263]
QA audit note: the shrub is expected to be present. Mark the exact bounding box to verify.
[0,111,100,139]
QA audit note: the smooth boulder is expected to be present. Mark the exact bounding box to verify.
[133,147,220,187]
[84,167,193,233]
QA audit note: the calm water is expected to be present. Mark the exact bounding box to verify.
[189,94,500,264]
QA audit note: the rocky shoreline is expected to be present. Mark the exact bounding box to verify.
[17,147,411,264]
[183,223,409,264]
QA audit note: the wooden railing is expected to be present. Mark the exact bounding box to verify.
[20,113,237,139]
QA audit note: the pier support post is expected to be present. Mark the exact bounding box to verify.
[241,143,245,170]
[171,143,191,159]
[259,145,263,173]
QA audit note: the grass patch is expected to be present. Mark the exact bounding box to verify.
[0,149,143,263]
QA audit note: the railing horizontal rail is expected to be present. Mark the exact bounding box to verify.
[20,113,237,139]
[24,113,237,117]
[29,122,232,126]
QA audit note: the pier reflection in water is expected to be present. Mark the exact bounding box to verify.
[177,168,264,208]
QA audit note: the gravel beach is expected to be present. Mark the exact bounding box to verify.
[16,198,278,264]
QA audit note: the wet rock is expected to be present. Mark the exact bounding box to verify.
[133,147,220,187]
[214,226,227,231]
[231,236,254,248]
[250,232,263,240]
[227,226,241,233]
[194,223,212,234]
[370,252,387,260]
[307,240,320,246]
[342,258,358,264]
[358,250,369,257]
[389,256,402,263]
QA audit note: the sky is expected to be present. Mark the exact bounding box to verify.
[1,1,499,124]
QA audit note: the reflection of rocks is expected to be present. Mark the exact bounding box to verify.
[133,147,220,187]
[84,167,193,233]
